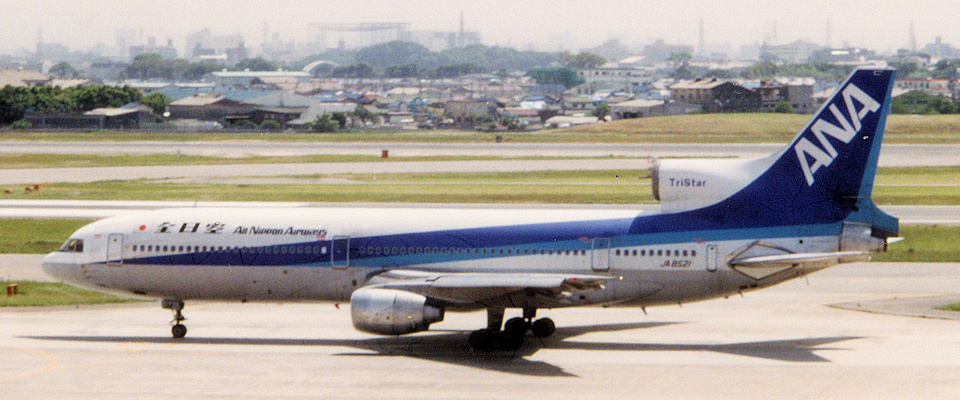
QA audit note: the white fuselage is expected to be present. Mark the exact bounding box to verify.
[42,206,845,309]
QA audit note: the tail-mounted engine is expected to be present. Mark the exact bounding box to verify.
[350,288,444,335]
[839,221,889,262]
[650,156,775,212]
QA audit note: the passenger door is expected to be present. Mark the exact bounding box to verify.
[591,238,611,272]
[331,235,350,269]
[106,233,124,266]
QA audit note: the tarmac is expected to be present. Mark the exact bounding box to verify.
[1,256,959,399]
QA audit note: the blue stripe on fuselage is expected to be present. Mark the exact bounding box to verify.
[119,210,842,268]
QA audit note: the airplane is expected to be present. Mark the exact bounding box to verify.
[42,68,898,351]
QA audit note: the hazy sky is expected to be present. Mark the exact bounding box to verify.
[2,0,958,55]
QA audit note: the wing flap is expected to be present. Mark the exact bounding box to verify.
[367,270,613,305]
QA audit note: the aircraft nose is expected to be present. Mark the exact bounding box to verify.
[41,251,79,282]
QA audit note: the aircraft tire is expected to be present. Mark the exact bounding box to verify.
[503,317,529,337]
[172,324,187,339]
[497,333,524,351]
[531,318,555,338]
[468,329,496,351]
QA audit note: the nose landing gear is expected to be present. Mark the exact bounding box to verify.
[162,299,187,339]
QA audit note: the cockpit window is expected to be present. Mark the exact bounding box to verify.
[58,239,84,253]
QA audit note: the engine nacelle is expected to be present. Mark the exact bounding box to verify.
[651,155,775,212]
[350,288,444,335]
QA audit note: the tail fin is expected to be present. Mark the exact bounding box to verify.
[699,68,897,234]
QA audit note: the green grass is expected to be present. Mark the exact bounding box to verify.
[873,225,960,263]
[0,153,578,169]
[0,280,139,307]
[938,304,960,312]
[0,218,94,254]
[0,165,957,205]
[7,113,960,144]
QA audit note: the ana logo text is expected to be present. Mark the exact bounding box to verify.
[793,83,880,186]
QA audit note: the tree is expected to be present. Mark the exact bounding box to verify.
[564,52,606,70]
[70,85,141,112]
[351,104,376,126]
[49,62,79,79]
[891,90,959,114]
[234,57,278,72]
[385,64,420,78]
[311,114,339,132]
[742,61,779,79]
[183,61,225,81]
[889,62,918,78]
[529,67,584,88]
[141,92,172,115]
[0,85,141,124]
[355,41,434,69]
[260,119,282,132]
[771,101,794,113]
[592,102,611,120]
[123,53,174,80]
[433,63,485,78]
[667,52,694,79]
[329,112,348,129]
[932,59,960,79]
[330,63,375,79]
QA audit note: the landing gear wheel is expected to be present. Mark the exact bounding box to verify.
[171,323,187,339]
[503,317,530,337]
[498,333,524,351]
[162,299,187,339]
[469,329,497,351]
[531,318,556,338]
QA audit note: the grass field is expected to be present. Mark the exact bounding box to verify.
[939,303,960,312]
[0,165,956,205]
[6,113,960,144]
[0,280,139,307]
[0,153,583,169]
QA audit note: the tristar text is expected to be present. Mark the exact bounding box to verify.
[793,83,880,186]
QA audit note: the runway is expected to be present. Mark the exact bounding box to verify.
[0,142,957,185]
[1,259,959,399]
[1,141,958,167]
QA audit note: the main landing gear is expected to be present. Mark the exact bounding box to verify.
[162,299,187,339]
[468,307,556,351]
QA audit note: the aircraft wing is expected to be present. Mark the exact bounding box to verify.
[364,270,613,305]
